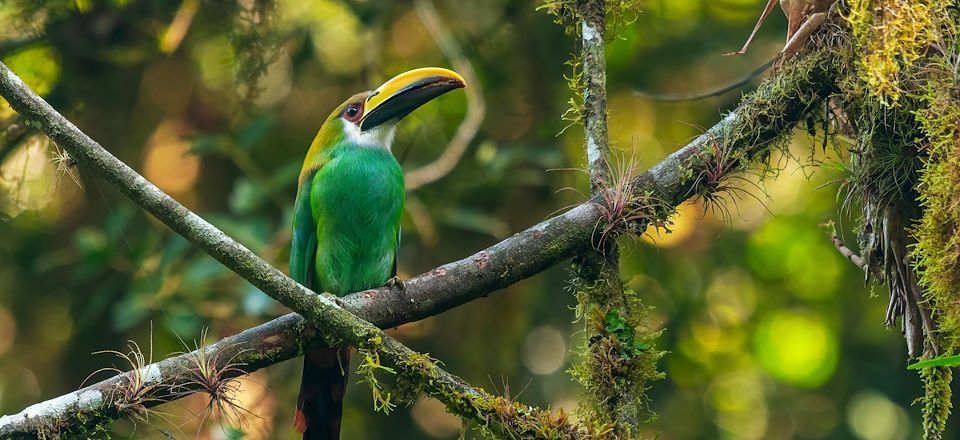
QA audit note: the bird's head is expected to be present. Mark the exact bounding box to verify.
[318,67,466,151]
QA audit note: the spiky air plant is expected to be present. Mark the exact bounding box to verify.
[689,136,771,225]
[173,328,258,435]
[589,150,671,247]
[50,143,80,189]
[85,335,171,433]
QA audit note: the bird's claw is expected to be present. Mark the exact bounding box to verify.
[385,276,405,291]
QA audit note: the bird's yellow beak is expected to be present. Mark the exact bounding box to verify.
[359,67,466,131]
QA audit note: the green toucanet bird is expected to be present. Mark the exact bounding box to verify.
[290,67,465,439]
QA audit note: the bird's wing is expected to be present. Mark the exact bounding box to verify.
[392,227,401,278]
[290,171,318,289]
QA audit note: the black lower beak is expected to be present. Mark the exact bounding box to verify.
[360,77,465,131]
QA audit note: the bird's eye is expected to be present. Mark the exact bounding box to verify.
[343,104,362,122]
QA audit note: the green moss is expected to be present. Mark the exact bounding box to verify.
[356,347,398,415]
[43,404,120,440]
[844,0,940,106]
[392,352,603,439]
[907,12,960,437]
[838,3,960,438]
[919,366,953,440]
[568,257,664,438]
[538,0,642,38]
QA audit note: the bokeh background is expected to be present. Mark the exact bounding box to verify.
[0,1,951,439]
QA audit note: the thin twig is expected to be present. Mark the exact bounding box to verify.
[405,0,486,191]
[830,232,871,273]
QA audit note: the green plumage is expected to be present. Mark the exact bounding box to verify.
[290,67,463,440]
[291,141,404,296]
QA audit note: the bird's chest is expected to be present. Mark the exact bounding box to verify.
[310,146,404,294]
[314,149,403,218]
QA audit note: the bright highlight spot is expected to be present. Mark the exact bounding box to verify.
[705,269,758,325]
[522,325,567,375]
[847,391,910,440]
[411,396,462,438]
[143,121,200,195]
[755,311,837,387]
[643,201,701,248]
[708,369,768,439]
[0,136,67,217]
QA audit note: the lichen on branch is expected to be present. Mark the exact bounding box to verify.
[0,19,845,438]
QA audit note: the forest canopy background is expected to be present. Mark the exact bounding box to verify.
[0,1,943,439]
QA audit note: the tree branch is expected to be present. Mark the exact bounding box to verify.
[581,1,610,194]
[0,31,841,438]
[0,61,571,439]
[830,232,871,273]
[571,1,659,433]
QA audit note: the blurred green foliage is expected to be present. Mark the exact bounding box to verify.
[0,0,951,439]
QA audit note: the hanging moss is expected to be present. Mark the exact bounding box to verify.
[908,15,960,437]
[838,1,960,438]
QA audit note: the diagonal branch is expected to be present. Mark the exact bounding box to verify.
[0,61,578,439]
[0,32,842,438]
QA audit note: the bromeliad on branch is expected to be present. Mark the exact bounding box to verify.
[290,68,465,440]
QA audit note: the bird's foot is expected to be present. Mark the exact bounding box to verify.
[385,276,405,292]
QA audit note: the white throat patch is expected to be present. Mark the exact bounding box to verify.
[342,119,397,150]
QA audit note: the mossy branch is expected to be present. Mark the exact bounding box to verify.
[571,0,656,435]
[580,0,610,194]
[0,61,565,440]
[0,32,840,438]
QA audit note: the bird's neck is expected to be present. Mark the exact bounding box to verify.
[298,120,397,187]
[342,120,397,151]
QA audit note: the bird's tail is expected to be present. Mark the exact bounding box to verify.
[294,346,350,440]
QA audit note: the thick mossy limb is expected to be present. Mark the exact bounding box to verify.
[839,1,960,438]
[569,253,664,439]
[909,16,960,437]
[393,353,610,440]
